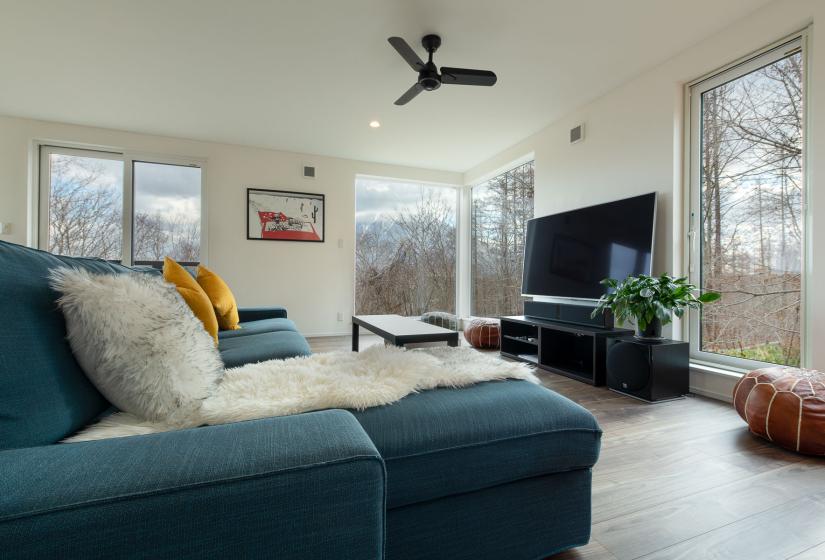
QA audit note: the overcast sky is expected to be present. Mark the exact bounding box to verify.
[355,176,457,223]
[54,155,200,222]
[133,161,201,220]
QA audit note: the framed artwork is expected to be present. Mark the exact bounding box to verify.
[247,188,325,242]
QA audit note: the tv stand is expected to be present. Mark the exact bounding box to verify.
[500,316,633,385]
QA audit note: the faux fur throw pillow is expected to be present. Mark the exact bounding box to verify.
[50,267,223,427]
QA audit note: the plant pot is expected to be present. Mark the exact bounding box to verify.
[635,317,663,341]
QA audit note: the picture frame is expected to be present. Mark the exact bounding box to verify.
[246,187,325,242]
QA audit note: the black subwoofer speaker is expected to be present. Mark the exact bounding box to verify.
[606,338,689,402]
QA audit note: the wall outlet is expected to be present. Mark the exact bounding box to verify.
[0,222,10,235]
[337,312,344,322]
[338,238,343,249]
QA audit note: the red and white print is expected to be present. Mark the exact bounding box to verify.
[247,188,324,242]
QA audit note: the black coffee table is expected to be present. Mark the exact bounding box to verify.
[352,314,459,351]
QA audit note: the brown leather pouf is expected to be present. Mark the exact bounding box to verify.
[733,366,825,456]
[463,318,500,349]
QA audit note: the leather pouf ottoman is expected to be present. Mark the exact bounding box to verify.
[733,366,825,455]
[463,318,500,349]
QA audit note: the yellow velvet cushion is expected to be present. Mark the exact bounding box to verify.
[162,257,219,345]
[196,264,241,331]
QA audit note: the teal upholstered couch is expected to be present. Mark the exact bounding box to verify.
[0,240,601,559]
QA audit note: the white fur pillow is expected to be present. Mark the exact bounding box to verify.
[50,267,223,427]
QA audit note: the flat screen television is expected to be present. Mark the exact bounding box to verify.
[522,192,656,300]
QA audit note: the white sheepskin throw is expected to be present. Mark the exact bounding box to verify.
[51,268,223,428]
[64,344,538,442]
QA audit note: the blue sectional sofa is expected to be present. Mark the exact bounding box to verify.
[0,240,602,559]
[217,308,312,368]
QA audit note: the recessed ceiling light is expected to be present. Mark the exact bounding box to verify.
[369,120,381,128]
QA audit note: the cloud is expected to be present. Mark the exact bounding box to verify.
[356,177,457,223]
[134,162,201,221]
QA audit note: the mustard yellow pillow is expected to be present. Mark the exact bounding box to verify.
[196,264,241,331]
[163,257,219,345]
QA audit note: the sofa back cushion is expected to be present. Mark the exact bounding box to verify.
[0,241,127,450]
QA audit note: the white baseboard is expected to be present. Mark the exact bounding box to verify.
[690,385,734,403]
[689,364,740,403]
[304,331,354,338]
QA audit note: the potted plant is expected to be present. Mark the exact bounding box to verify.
[592,274,720,340]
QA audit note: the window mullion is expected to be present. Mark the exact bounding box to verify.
[122,156,134,266]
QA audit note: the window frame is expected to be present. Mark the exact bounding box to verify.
[685,31,808,371]
[468,158,535,319]
[353,174,461,317]
[128,154,207,267]
[38,145,126,262]
[37,143,207,266]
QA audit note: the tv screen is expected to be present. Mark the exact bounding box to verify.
[522,193,656,299]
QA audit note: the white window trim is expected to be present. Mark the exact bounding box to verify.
[683,30,809,371]
[33,141,208,266]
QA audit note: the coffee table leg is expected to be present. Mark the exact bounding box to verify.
[448,333,459,347]
[352,322,359,352]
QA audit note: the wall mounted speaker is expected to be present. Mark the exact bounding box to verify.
[606,338,689,402]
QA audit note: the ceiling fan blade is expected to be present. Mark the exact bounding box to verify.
[394,83,424,105]
[388,37,425,71]
[440,67,497,86]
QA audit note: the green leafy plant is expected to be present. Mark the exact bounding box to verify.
[592,274,720,332]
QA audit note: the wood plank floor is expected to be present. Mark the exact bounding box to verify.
[307,335,825,560]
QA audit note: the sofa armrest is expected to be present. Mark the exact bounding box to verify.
[238,306,288,321]
[0,410,385,559]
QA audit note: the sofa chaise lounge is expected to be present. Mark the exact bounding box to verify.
[0,240,601,559]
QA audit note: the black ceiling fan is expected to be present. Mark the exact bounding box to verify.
[387,34,497,105]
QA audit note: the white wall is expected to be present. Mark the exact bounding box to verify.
[0,115,461,336]
[463,0,825,398]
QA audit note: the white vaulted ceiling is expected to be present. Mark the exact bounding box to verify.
[0,0,772,171]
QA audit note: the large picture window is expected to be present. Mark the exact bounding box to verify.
[471,160,534,317]
[688,36,804,368]
[355,176,457,316]
[39,146,203,267]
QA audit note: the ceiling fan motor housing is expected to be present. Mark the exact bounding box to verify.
[419,62,441,91]
[419,35,442,90]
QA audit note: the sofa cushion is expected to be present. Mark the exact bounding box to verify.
[218,318,299,339]
[51,267,223,426]
[0,411,385,560]
[196,264,241,331]
[0,241,126,450]
[163,257,219,344]
[351,379,601,509]
[219,331,312,368]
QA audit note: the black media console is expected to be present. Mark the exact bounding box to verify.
[500,315,633,386]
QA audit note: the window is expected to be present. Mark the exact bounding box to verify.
[39,146,204,267]
[133,161,202,265]
[471,160,534,317]
[688,36,804,368]
[40,147,124,261]
[355,176,457,316]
